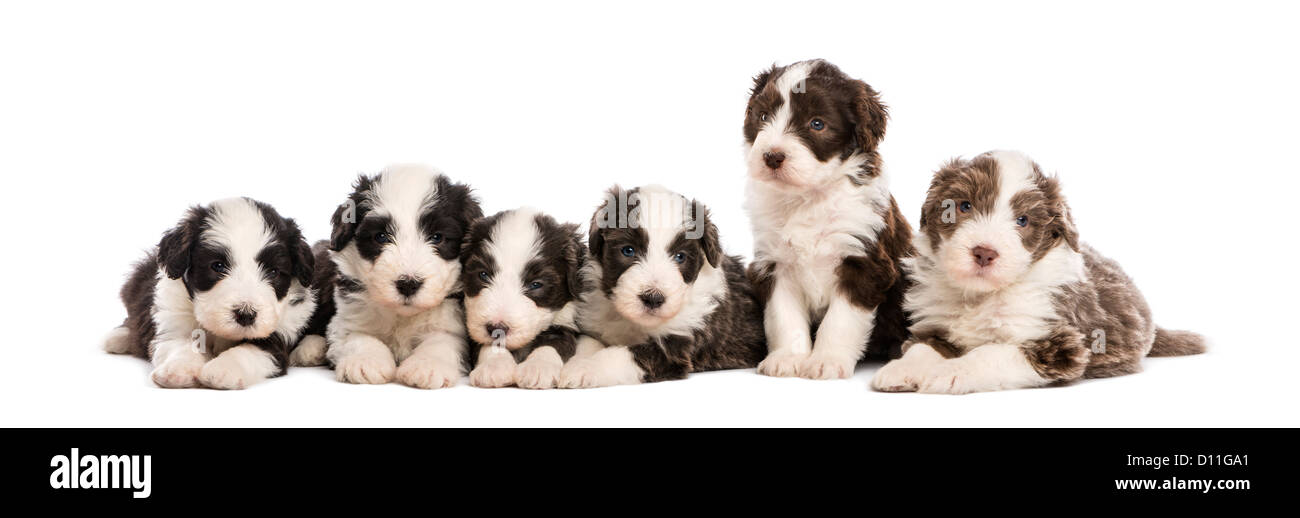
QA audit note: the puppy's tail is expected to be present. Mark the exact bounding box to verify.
[1148,327,1206,357]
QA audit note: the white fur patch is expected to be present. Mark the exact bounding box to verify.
[557,344,644,388]
[198,344,278,390]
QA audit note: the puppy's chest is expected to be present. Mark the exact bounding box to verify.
[757,196,883,267]
[934,287,1060,351]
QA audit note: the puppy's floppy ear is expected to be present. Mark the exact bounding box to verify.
[157,206,205,279]
[284,218,315,286]
[329,174,375,252]
[749,64,776,100]
[434,174,484,229]
[587,185,624,257]
[692,200,723,268]
[561,223,587,299]
[851,80,888,152]
[1038,174,1080,252]
[328,201,357,252]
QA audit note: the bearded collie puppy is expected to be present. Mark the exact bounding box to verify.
[309,165,483,389]
[743,59,914,379]
[872,151,1206,394]
[557,185,766,388]
[459,208,587,389]
[103,198,317,389]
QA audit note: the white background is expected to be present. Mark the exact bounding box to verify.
[2,0,1296,427]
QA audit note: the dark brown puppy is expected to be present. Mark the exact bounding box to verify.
[743,59,914,379]
[872,150,1205,394]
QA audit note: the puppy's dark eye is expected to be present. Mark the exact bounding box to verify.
[267,268,280,277]
[430,232,444,244]
[527,280,543,291]
[211,261,229,274]
[959,201,972,213]
[759,112,769,122]
[673,252,687,264]
[478,271,489,282]
[1016,216,1029,227]
[621,246,636,258]
[810,119,825,131]
[374,232,392,244]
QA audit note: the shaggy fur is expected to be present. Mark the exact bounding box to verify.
[104,198,317,390]
[459,208,587,389]
[300,164,483,389]
[872,151,1205,394]
[558,186,766,388]
[743,59,914,380]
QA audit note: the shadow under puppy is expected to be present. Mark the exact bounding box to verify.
[873,150,1206,394]
[299,164,482,389]
[459,208,587,389]
[558,185,766,388]
[103,197,317,389]
[742,59,914,380]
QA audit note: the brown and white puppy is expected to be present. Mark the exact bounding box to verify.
[872,151,1206,394]
[557,185,766,388]
[459,208,587,389]
[103,197,318,389]
[307,165,482,389]
[744,59,914,379]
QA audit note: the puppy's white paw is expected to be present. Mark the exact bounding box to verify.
[917,362,979,395]
[557,347,642,389]
[514,353,562,390]
[756,350,806,377]
[198,356,257,390]
[290,335,328,367]
[150,355,206,388]
[396,355,461,389]
[103,326,133,354]
[871,359,923,392]
[469,351,516,388]
[335,350,397,385]
[797,353,857,380]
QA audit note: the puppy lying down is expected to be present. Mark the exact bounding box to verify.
[873,151,1205,394]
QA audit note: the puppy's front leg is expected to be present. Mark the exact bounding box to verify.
[469,344,517,388]
[558,335,692,388]
[396,330,466,389]
[799,293,874,379]
[917,328,1089,394]
[514,326,580,389]
[199,342,283,390]
[756,275,812,377]
[150,337,209,389]
[328,332,397,384]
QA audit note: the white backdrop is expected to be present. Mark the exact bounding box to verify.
[2,0,1296,426]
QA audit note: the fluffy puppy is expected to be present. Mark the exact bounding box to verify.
[872,151,1206,394]
[458,208,586,389]
[743,59,914,379]
[557,185,766,388]
[103,197,317,390]
[314,164,482,389]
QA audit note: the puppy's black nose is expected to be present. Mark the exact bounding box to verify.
[972,246,999,267]
[233,308,257,327]
[763,150,786,169]
[639,290,666,310]
[395,277,424,297]
[486,323,509,340]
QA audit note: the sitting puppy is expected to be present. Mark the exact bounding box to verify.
[558,185,766,388]
[872,151,1206,394]
[103,197,317,389]
[743,59,914,379]
[316,164,483,389]
[459,208,587,389]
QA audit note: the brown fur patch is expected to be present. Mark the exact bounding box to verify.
[836,197,915,359]
[918,155,1001,253]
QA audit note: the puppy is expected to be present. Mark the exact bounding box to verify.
[459,208,587,389]
[872,151,1206,394]
[315,164,483,389]
[558,185,766,388]
[743,59,914,379]
[103,197,317,390]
